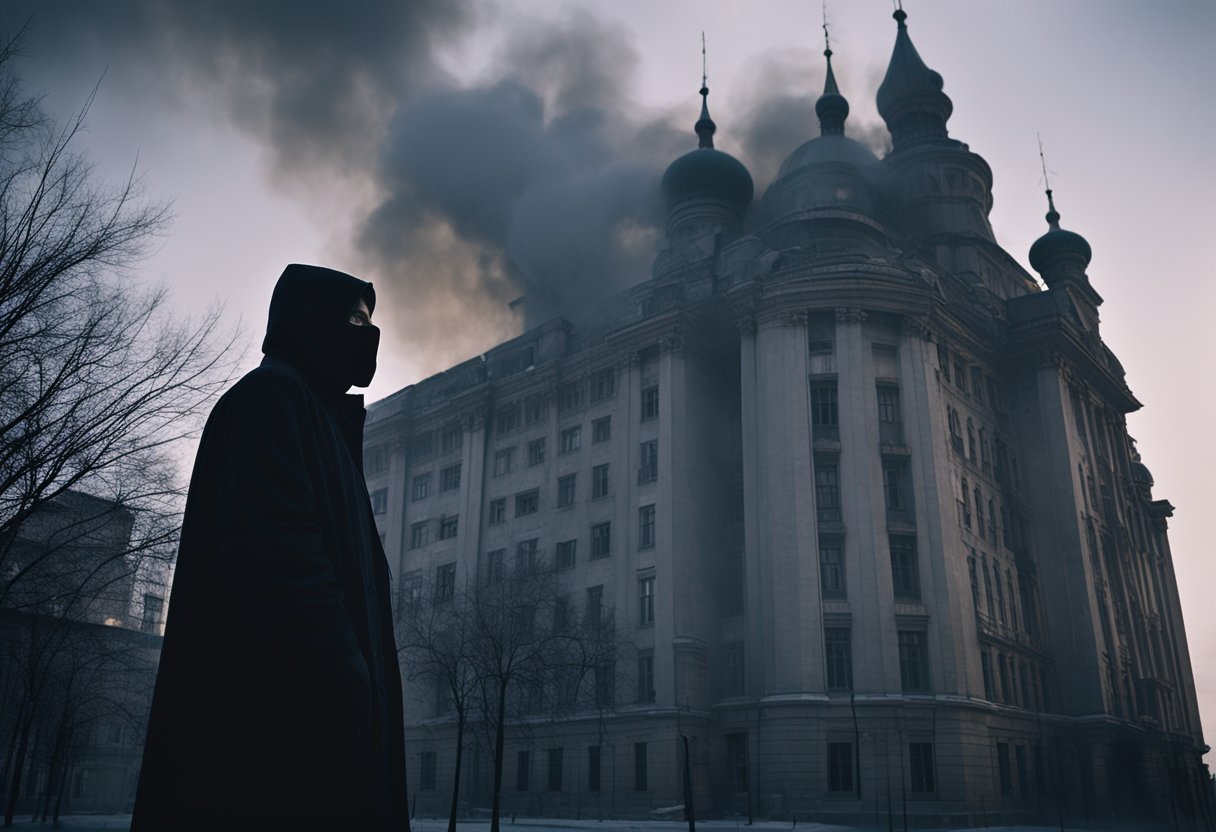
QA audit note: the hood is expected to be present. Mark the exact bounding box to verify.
[261,263,379,394]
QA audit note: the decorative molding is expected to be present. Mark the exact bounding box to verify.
[903,315,933,340]
[835,307,867,324]
[662,325,686,357]
[782,309,809,328]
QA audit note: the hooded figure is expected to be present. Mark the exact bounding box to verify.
[132,265,407,831]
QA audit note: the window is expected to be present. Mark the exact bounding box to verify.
[557,474,576,508]
[515,539,540,575]
[937,344,951,381]
[553,594,572,633]
[489,498,506,525]
[594,659,613,704]
[559,425,582,454]
[638,574,655,626]
[948,406,963,451]
[877,386,902,443]
[634,742,648,791]
[968,554,980,611]
[486,549,505,584]
[556,539,577,570]
[439,515,459,540]
[726,734,748,793]
[496,402,521,434]
[827,743,853,792]
[421,751,437,790]
[909,742,935,793]
[440,463,461,492]
[516,750,531,792]
[723,642,744,696]
[524,394,548,425]
[641,386,659,421]
[527,437,546,466]
[967,418,977,463]
[637,651,655,702]
[961,478,972,529]
[587,585,604,626]
[825,628,852,691]
[815,463,841,523]
[493,447,514,476]
[981,650,995,700]
[410,521,430,549]
[638,439,658,483]
[587,746,602,792]
[441,421,463,453]
[365,445,389,475]
[592,416,611,443]
[371,488,388,514]
[638,504,656,550]
[819,536,845,599]
[590,367,615,402]
[412,431,435,460]
[141,594,164,634]
[898,631,929,691]
[975,487,984,535]
[436,563,456,602]
[591,522,611,559]
[987,499,997,543]
[810,384,839,434]
[955,359,967,391]
[883,465,907,511]
[592,463,610,498]
[889,535,920,599]
[515,489,539,517]
[412,473,432,501]
[994,568,1006,625]
[547,748,563,792]
[970,368,985,404]
[996,742,1013,795]
[1015,744,1029,797]
[558,381,585,413]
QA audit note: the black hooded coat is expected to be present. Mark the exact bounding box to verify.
[132,265,407,831]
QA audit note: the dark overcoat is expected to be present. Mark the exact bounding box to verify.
[133,268,407,831]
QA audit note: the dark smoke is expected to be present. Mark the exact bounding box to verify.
[3,3,890,375]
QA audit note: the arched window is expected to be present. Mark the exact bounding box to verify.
[967,418,977,463]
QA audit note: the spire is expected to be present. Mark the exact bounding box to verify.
[1029,138,1093,284]
[815,11,849,136]
[876,5,953,146]
[694,33,717,149]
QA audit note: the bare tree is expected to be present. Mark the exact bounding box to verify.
[0,29,238,826]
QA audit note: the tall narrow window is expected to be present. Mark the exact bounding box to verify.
[636,651,655,703]
[590,367,615,402]
[592,463,610,498]
[815,463,841,523]
[412,472,432,501]
[641,386,659,421]
[592,416,611,443]
[883,465,907,512]
[555,539,577,570]
[587,585,603,626]
[825,628,853,691]
[557,474,576,508]
[634,742,648,791]
[877,386,902,444]
[516,750,530,792]
[827,743,853,792]
[436,563,456,602]
[997,742,1013,795]
[890,535,920,599]
[591,522,611,559]
[726,734,748,793]
[898,630,929,691]
[909,743,936,793]
[638,439,658,483]
[638,574,655,626]
[722,642,744,696]
[547,748,563,792]
[527,437,546,466]
[819,537,845,598]
[810,383,839,439]
[587,746,602,792]
[638,504,656,549]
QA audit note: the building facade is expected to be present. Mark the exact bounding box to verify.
[367,10,1211,827]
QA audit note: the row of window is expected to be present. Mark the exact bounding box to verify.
[407,420,464,463]
[493,371,653,437]
[810,382,904,444]
[724,734,935,796]
[937,342,1000,413]
[421,741,648,794]
[818,533,922,602]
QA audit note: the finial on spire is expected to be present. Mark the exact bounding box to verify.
[1038,134,1060,227]
[822,0,831,55]
[893,0,907,27]
[695,32,716,149]
[815,5,848,136]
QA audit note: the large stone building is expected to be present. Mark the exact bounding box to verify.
[366,10,1211,827]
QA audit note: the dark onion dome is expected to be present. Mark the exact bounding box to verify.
[1028,189,1092,277]
[876,8,953,145]
[761,46,879,223]
[661,84,754,210]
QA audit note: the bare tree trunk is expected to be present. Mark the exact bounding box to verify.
[3,713,32,828]
[447,707,466,832]
[490,683,507,832]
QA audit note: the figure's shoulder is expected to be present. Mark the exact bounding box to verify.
[213,361,314,420]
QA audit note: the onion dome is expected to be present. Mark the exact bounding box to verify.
[660,84,754,211]
[1028,189,1092,286]
[760,45,880,226]
[876,8,953,146]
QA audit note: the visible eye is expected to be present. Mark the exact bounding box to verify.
[349,312,370,326]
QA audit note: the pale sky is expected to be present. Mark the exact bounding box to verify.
[6,0,1213,760]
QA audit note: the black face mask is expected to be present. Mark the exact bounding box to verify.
[340,322,380,388]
